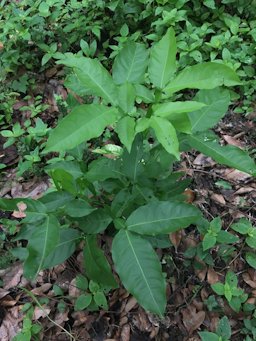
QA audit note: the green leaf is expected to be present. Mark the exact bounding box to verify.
[76,275,88,290]
[230,218,252,235]
[112,229,166,315]
[127,201,201,235]
[148,27,176,89]
[198,332,219,341]
[117,82,135,112]
[94,291,108,310]
[189,88,230,133]
[116,116,136,153]
[122,135,144,182]
[39,191,74,212]
[84,235,118,288]
[246,252,256,269]
[217,316,231,339]
[134,84,155,103]
[216,230,239,244]
[63,199,95,218]
[43,228,80,269]
[187,133,256,176]
[74,294,92,311]
[24,215,60,279]
[57,54,118,105]
[211,282,225,296]
[86,158,122,182]
[164,62,241,94]
[246,235,256,249]
[152,101,206,118]
[78,209,112,234]
[45,104,118,152]
[203,233,216,251]
[225,271,238,287]
[149,116,179,159]
[112,42,149,84]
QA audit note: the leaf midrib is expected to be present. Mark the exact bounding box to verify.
[125,230,162,316]
[128,214,198,228]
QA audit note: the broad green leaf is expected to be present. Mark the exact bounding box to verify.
[116,116,136,153]
[24,215,60,279]
[217,316,231,340]
[75,294,92,311]
[43,228,80,269]
[122,135,144,182]
[149,27,177,89]
[211,282,225,295]
[76,275,88,290]
[45,161,83,179]
[127,201,201,235]
[39,191,74,212]
[164,62,241,94]
[0,198,46,214]
[50,169,77,195]
[149,116,180,159]
[216,231,239,244]
[246,252,256,269]
[63,199,96,217]
[57,54,118,105]
[198,332,219,341]
[45,104,118,152]
[118,82,135,112]
[134,84,155,103]
[246,235,256,249]
[112,42,149,84]
[231,218,251,235]
[86,158,122,182]
[203,234,216,251]
[187,133,256,176]
[226,271,238,287]
[78,208,112,234]
[135,118,150,134]
[152,101,206,118]
[84,235,118,288]
[112,229,166,315]
[189,88,230,133]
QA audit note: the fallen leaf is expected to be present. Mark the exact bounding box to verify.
[169,230,184,251]
[210,193,226,205]
[0,306,22,341]
[223,135,244,149]
[120,324,130,341]
[33,306,51,320]
[207,267,219,285]
[181,305,205,335]
[12,201,27,218]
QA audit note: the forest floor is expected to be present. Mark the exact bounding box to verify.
[0,74,256,341]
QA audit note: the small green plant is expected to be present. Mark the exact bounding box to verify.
[12,304,42,341]
[211,271,248,312]
[199,316,231,341]
[1,28,255,318]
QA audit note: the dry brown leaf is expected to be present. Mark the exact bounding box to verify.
[124,297,137,313]
[0,289,10,299]
[181,306,205,335]
[33,305,51,320]
[242,271,256,288]
[207,267,219,285]
[193,154,216,167]
[31,283,52,295]
[0,306,22,340]
[120,324,130,341]
[3,263,23,290]
[235,187,255,195]
[12,201,27,218]
[68,278,80,298]
[223,135,244,149]
[210,193,226,205]
[169,230,184,251]
[225,169,251,182]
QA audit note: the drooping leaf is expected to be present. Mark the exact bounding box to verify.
[112,229,166,315]
[78,208,112,234]
[118,82,135,112]
[189,88,230,133]
[84,235,118,288]
[149,116,180,159]
[57,54,118,105]
[24,215,60,279]
[187,133,256,176]
[148,27,177,89]
[116,116,136,153]
[127,201,201,235]
[152,101,206,118]
[43,228,80,269]
[164,62,241,94]
[112,42,149,84]
[45,104,118,152]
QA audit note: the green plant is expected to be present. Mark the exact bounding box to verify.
[199,316,231,341]
[230,219,256,270]
[1,28,256,317]
[211,271,248,312]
